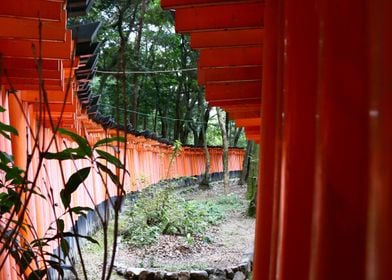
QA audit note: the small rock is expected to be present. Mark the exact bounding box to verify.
[205,268,215,275]
[190,271,208,280]
[233,272,246,280]
[155,271,164,280]
[208,275,225,280]
[164,272,178,280]
[140,270,156,280]
[225,268,234,279]
[213,269,226,278]
[116,267,126,276]
[178,271,190,280]
[126,268,144,279]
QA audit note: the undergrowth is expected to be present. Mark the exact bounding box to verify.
[120,186,243,247]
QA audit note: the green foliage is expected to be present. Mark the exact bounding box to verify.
[121,187,242,247]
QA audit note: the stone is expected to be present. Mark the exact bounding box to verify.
[155,271,165,280]
[208,275,225,280]
[225,268,234,279]
[125,268,144,279]
[140,270,156,280]
[190,271,209,280]
[164,272,179,280]
[178,271,190,280]
[233,272,246,280]
[213,269,226,278]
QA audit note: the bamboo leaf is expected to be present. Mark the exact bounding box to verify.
[96,149,124,169]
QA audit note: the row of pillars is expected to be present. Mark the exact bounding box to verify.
[253,0,391,280]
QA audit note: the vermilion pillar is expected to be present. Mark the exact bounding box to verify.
[367,0,392,279]
[253,0,284,279]
[8,92,27,169]
[311,1,369,279]
[277,1,318,278]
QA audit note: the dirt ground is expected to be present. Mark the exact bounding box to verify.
[76,180,255,279]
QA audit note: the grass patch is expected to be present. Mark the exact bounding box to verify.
[120,187,244,247]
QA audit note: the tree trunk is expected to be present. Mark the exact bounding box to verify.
[217,108,229,193]
[240,140,254,185]
[246,143,259,217]
[130,0,148,126]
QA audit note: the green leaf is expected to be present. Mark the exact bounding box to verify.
[20,248,35,274]
[62,232,99,245]
[97,162,120,186]
[93,136,125,148]
[70,206,93,218]
[61,239,69,257]
[58,128,92,157]
[61,167,91,208]
[43,148,86,161]
[27,269,47,280]
[0,106,6,112]
[0,151,14,164]
[96,149,124,168]
[0,122,18,140]
[57,219,64,232]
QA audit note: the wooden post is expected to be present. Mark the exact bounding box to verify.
[310,1,369,279]
[253,0,284,279]
[277,1,319,278]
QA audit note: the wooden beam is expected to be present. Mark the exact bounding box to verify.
[0,0,63,21]
[3,69,61,80]
[0,16,66,41]
[209,98,260,107]
[198,65,262,84]
[205,80,261,101]
[235,118,261,127]
[191,28,263,49]
[175,2,264,32]
[161,0,254,9]
[1,58,61,71]
[0,31,72,60]
[199,46,263,67]
[229,110,260,119]
[21,89,74,104]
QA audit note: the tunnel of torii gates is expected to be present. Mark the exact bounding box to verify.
[0,0,390,279]
[0,1,245,279]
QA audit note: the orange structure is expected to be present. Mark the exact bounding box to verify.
[162,0,392,280]
[0,1,244,278]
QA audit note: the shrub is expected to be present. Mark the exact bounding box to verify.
[121,187,242,247]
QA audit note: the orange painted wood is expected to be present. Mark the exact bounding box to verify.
[199,46,263,67]
[4,83,63,91]
[367,1,392,279]
[235,117,260,127]
[2,77,61,86]
[0,32,72,59]
[21,90,73,104]
[229,110,260,119]
[311,1,370,279]
[1,58,61,71]
[161,0,253,9]
[208,98,260,107]
[175,2,264,32]
[0,17,66,41]
[205,80,261,102]
[253,0,283,279]
[198,65,262,85]
[0,0,63,21]
[277,1,319,278]
[190,28,264,49]
[3,69,61,80]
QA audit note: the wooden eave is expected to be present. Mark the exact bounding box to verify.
[162,0,264,142]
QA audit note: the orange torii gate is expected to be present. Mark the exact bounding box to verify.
[161,0,392,280]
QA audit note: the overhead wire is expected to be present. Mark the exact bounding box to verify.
[96,68,197,75]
